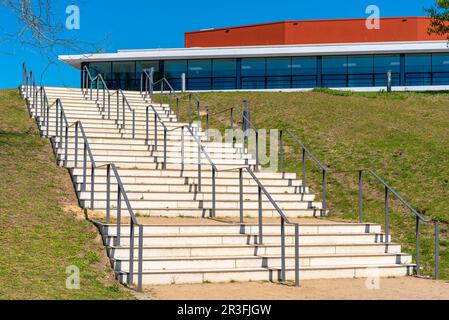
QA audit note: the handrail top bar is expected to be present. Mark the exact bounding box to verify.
[190,92,210,115]
[285,129,328,172]
[185,126,218,172]
[233,105,259,133]
[366,169,429,222]
[75,121,97,168]
[109,163,139,225]
[245,166,291,224]
[146,104,168,130]
[83,65,94,81]
[117,89,135,112]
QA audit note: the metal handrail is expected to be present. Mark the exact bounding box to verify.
[281,129,329,216]
[243,166,300,286]
[94,74,112,119]
[113,89,136,139]
[146,104,169,169]
[279,128,440,279]
[153,77,181,120]
[82,65,94,99]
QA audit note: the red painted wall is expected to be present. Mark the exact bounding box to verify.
[185,17,446,48]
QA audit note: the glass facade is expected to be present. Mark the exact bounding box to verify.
[85,53,449,91]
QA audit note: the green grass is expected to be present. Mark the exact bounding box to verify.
[0,89,134,300]
[159,89,449,279]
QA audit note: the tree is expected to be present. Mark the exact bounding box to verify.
[426,0,449,40]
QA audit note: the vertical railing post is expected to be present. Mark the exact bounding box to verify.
[435,221,440,280]
[116,187,122,246]
[64,125,69,167]
[280,218,286,282]
[197,131,202,192]
[212,167,216,218]
[321,170,327,217]
[295,223,300,287]
[145,107,149,145]
[279,130,283,173]
[188,94,192,125]
[302,148,306,187]
[106,164,111,224]
[154,113,158,151]
[129,220,135,287]
[181,126,185,170]
[138,225,144,292]
[416,216,421,276]
[82,142,87,193]
[358,170,363,223]
[163,128,167,170]
[91,164,95,209]
[230,108,235,148]
[74,122,79,167]
[258,185,263,245]
[132,110,136,139]
[239,168,244,224]
[385,187,390,243]
[255,131,259,172]
[176,97,180,121]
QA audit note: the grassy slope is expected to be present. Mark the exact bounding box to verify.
[0,89,133,300]
[170,89,449,279]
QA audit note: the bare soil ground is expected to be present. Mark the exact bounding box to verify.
[145,277,449,300]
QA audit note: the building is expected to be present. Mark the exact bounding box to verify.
[59,17,449,91]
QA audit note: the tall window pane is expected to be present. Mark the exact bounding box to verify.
[374,55,400,86]
[291,57,317,88]
[405,54,431,86]
[112,61,135,89]
[241,58,266,89]
[136,61,161,82]
[212,59,237,89]
[322,56,347,87]
[347,56,374,87]
[188,60,212,90]
[432,53,449,85]
[267,58,291,88]
[89,62,111,79]
[164,60,187,90]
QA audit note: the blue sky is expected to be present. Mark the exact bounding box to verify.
[0,0,437,88]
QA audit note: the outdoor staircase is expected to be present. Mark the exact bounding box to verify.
[22,85,415,287]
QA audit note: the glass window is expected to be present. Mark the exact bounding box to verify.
[322,56,347,87]
[374,55,400,74]
[432,53,449,73]
[405,54,431,73]
[267,58,291,76]
[136,61,160,81]
[112,62,135,79]
[164,60,187,79]
[241,58,266,76]
[89,62,111,79]
[347,56,373,74]
[188,60,212,78]
[405,54,431,86]
[213,59,237,77]
[291,57,317,75]
[322,56,347,74]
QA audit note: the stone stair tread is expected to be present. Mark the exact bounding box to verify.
[117,263,416,275]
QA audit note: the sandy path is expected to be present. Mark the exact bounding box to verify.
[145,277,449,300]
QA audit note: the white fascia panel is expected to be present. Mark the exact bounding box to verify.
[59,41,449,69]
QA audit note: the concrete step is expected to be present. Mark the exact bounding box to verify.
[107,242,401,259]
[113,253,412,272]
[117,264,414,285]
[104,233,390,246]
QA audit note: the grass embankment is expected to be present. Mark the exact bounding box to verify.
[159,89,449,279]
[0,89,133,299]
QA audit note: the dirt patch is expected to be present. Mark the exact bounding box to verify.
[145,277,449,300]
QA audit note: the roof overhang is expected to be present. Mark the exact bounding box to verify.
[59,41,449,69]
